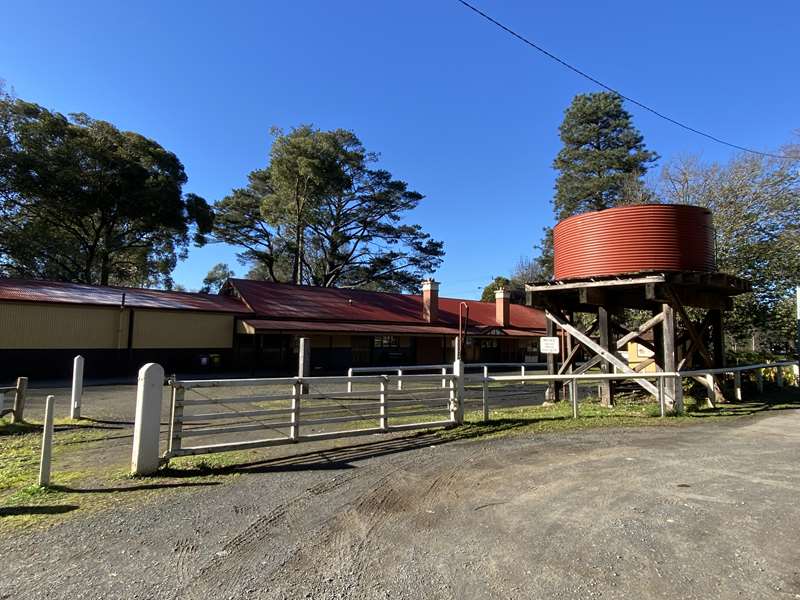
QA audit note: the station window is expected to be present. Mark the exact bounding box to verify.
[373,335,400,348]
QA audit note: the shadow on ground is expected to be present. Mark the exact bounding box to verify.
[49,481,223,494]
[159,431,451,478]
[0,505,79,517]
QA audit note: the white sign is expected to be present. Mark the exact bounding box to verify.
[540,336,560,354]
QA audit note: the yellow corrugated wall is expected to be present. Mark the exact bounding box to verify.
[0,302,126,349]
[132,311,233,349]
[0,301,234,349]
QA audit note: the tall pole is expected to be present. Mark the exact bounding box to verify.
[795,286,800,379]
[796,286,799,359]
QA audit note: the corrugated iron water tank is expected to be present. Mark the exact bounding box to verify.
[553,204,715,280]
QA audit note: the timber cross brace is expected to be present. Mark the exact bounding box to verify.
[527,272,751,411]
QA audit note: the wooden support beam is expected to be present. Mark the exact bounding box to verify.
[572,355,602,375]
[615,312,665,350]
[662,303,681,411]
[646,282,733,310]
[546,317,560,402]
[557,319,598,375]
[598,306,614,406]
[666,289,726,404]
[711,309,725,368]
[545,310,659,398]
[664,287,715,370]
[633,357,656,372]
[579,288,608,306]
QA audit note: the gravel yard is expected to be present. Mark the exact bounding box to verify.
[1,399,799,599]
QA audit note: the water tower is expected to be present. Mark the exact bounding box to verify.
[526,204,751,410]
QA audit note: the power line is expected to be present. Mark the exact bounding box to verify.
[455,0,792,160]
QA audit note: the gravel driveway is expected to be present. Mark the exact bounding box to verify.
[2,408,799,599]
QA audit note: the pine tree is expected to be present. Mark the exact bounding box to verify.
[552,92,658,220]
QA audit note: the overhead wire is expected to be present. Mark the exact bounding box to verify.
[455,0,793,160]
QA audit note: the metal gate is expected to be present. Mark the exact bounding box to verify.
[164,373,457,459]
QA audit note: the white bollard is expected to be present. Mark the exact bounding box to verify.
[70,355,84,420]
[38,395,55,487]
[131,363,165,476]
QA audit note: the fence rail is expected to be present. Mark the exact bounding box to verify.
[131,359,799,475]
[163,373,457,460]
[347,361,547,391]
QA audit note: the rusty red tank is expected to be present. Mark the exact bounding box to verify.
[553,204,715,280]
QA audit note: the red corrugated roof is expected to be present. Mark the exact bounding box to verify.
[228,279,545,332]
[241,319,542,337]
[0,278,251,313]
[241,320,460,336]
[0,277,546,334]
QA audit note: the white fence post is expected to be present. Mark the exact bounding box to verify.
[380,377,388,430]
[38,395,55,487]
[451,359,464,425]
[658,376,666,417]
[521,364,526,385]
[482,376,489,421]
[570,379,578,418]
[347,368,353,393]
[291,380,301,441]
[10,376,28,424]
[298,337,311,394]
[131,363,164,476]
[70,355,84,420]
[168,385,184,455]
[734,371,742,401]
[441,367,447,389]
[397,369,403,391]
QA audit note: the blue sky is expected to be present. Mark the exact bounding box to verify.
[2,1,798,298]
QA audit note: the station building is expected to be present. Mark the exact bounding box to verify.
[0,278,546,380]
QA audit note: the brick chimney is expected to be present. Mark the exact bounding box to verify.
[495,287,510,327]
[422,279,439,323]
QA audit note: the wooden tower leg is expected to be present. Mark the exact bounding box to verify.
[598,306,614,407]
[662,303,681,412]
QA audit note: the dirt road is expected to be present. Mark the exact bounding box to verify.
[2,409,799,599]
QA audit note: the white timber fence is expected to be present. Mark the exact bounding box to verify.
[131,362,463,475]
[0,377,28,424]
[347,362,547,392]
[131,359,798,475]
[474,360,799,421]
